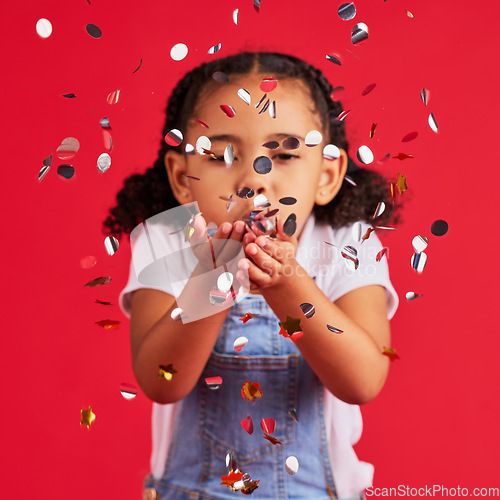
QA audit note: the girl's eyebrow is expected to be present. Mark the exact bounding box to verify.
[208,133,305,143]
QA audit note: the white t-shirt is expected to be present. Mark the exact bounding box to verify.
[119,213,399,498]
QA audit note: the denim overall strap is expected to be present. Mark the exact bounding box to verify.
[143,294,342,499]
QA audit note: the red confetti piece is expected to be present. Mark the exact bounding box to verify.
[193,119,209,128]
[361,227,374,243]
[84,276,112,287]
[220,104,236,117]
[337,109,351,121]
[239,312,259,324]
[95,319,120,329]
[382,346,400,361]
[241,380,263,402]
[361,83,376,96]
[393,153,414,160]
[220,470,244,488]
[259,77,277,92]
[260,418,275,434]
[376,247,389,262]
[402,131,418,142]
[241,416,254,435]
[263,434,282,445]
[370,123,377,138]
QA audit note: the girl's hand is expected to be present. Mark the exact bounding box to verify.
[237,219,300,291]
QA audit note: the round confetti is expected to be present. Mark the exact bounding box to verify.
[195,136,211,154]
[185,143,195,155]
[80,255,97,269]
[205,376,223,389]
[170,43,188,61]
[36,18,52,38]
[171,307,185,321]
[263,141,279,150]
[97,153,111,173]
[428,113,438,133]
[217,272,234,294]
[233,8,239,25]
[411,252,427,272]
[253,156,272,174]
[406,291,423,301]
[305,130,322,147]
[285,456,299,475]
[165,129,183,147]
[57,164,74,179]
[237,187,254,199]
[104,236,119,256]
[206,222,218,237]
[402,131,418,143]
[323,144,340,160]
[338,3,356,20]
[212,71,229,83]
[412,235,429,253]
[357,145,374,164]
[208,43,222,54]
[283,213,297,237]
[119,383,138,400]
[373,201,386,218]
[431,219,448,236]
[220,104,236,117]
[351,23,369,44]
[282,137,300,150]
[279,197,297,205]
[224,144,234,166]
[352,222,363,242]
[254,194,270,208]
[234,336,248,352]
[260,418,276,434]
[100,117,110,129]
[300,303,315,319]
[237,88,251,105]
[57,137,80,160]
[86,24,102,39]
[260,77,277,92]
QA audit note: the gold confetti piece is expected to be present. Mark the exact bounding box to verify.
[361,227,374,243]
[95,319,120,329]
[278,315,303,336]
[390,182,396,203]
[241,479,260,494]
[396,172,408,193]
[84,276,112,287]
[239,312,260,324]
[370,122,377,138]
[406,10,414,18]
[80,406,96,429]
[241,380,263,402]
[95,299,111,305]
[393,152,414,160]
[263,433,282,445]
[382,346,400,361]
[158,364,177,381]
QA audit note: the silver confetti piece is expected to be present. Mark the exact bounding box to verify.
[412,235,429,253]
[253,156,272,174]
[352,222,363,241]
[224,144,234,166]
[373,201,386,218]
[97,153,111,173]
[86,23,102,39]
[255,93,267,109]
[212,71,229,83]
[283,213,297,237]
[217,272,233,294]
[254,194,270,208]
[323,144,340,160]
[411,252,427,272]
[344,175,357,186]
[237,88,251,105]
[357,145,373,164]
[57,164,74,179]
[338,2,356,20]
[269,100,276,118]
[258,99,270,114]
[195,136,211,154]
[420,88,430,105]
[36,18,52,38]
[300,302,315,319]
[428,112,438,133]
[165,129,183,147]
[208,43,221,54]
[104,236,119,255]
[430,219,448,236]
[406,291,423,301]
[233,8,239,25]
[326,54,342,66]
[305,130,322,147]
[170,43,188,61]
[282,137,300,150]
[351,22,369,44]
[327,324,343,333]
[100,117,111,129]
[285,456,299,475]
[341,245,359,270]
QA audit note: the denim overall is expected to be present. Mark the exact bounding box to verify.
[143,293,363,500]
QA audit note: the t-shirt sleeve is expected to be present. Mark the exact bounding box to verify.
[321,222,399,320]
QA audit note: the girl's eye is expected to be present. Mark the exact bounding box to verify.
[273,154,299,161]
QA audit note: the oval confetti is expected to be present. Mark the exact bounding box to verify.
[97,153,111,173]
[234,336,248,352]
[171,307,185,321]
[283,213,297,237]
[352,222,363,242]
[376,247,389,262]
[36,18,52,38]
[337,110,351,121]
[327,324,343,333]
[237,88,251,105]
[357,145,374,164]
[260,77,277,92]
[263,141,279,150]
[38,165,50,182]
[285,456,299,475]
[402,131,418,143]
[220,104,236,118]
[269,100,276,119]
[196,136,211,154]
[100,117,111,129]
[431,219,448,236]
[341,245,359,270]
[104,236,119,256]
[57,164,74,179]
[217,272,234,294]
[326,54,342,66]
[279,197,297,205]
[373,201,386,218]
[208,43,222,54]
[338,3,356,20]
[253,156,272,174]
[428,113,438,133]
[205,376,223,389]
[212,71,229,83]
[80,255,97,269]
[420,88,430,105]
[165,129,183,147]
[406,291,423,301]
[86,24,102,39]
[300,303,315,319]
[412,235,429,253]
[185,143,195,154]
[305,130,322,147]
[224,144,234,166]
[361,83,376,96]
[233,8,239,25]
[170,43,188,61]
[282,137,300,150]
[120,383,138,400]
[57,137,80,159]
[260,418,276,434]
[236,187,254,199]
[254,194,270,208]
[351,23,369,44]
[411,251,427,272]
[323,144,340,160]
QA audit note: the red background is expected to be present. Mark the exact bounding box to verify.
[2,0,499,497]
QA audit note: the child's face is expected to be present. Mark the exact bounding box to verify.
[166,73,346,240]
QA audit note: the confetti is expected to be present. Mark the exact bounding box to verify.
[370,123,377,138]
[341,245,359,270]
[94,299,111,305]
[158,364,177,381]
[86,24,102,39]
[376,247,389,262]
[38,154,52,182]
[212,71,229,83]
[412,235,429,253]
[84,276,111,287]
[263,141,279,150]
[80,406,96,429]
[241,380,263,402]
[220,104,236,117]
[143,489,157,500]
[285,456,299,475]
[428,113,438,133]
[351,23,369,44]
[62,93,76,98]
[120,383,138,400]
[406,10,414,18]
[97,153,111,173]
[241,416,254,435]
[361,227,374,243]
[269,100,276,119]
[337,109,351,121]
[265,208,279,217]
[282,137,300,150]
[165,129,183,147]
[170,43,188,61]
[95,319,120,329]
[36,18,52,38]
[234,336,249,352]
[327,324,343,333]
[344,175,357,186]
[288,408,299,422]
[406,291,423,301]
[402,131,418,142]
[352,221,363,241]
[57,137,80,160]
[361,83,376,96]
[258,99,270,114]
[323,144,341,160]
[260,77,277,92]
[196,136,211,154]
[233,8,239,25]
[411,252,427,272]
[253,0,261,13]
[431,219,448,236]
[193,119,209,128]
[238,88,251,105]
[239,313,259,324]
[217,272,234,294]
[261,418,276,434]
[372,202,385,219]
[104,236,119,255]
[57,164,74,179]
[205,376,223,390]
[222,144,234,167]
[132,58,142,73]
[338,2,356,20]
[101,128,111,151]
[171,307,186,321]
[106,90,120,104]
[382,346,400,361]
[326,54,342,66]
[283,213,297,237]
[357,145,374,164]
[263,434,282,445]
[331,86,345,99]
[300,303,315,319]
[393,152,414,160]
[221,470,244,489]
[255,93,267,109]
[237,187,255,199]
[396,172,408,193]
[420,88,430,105]
[253,156,272,174]
[208,43,222,54]
[100,117,111,130]
[305,130,322,147]
[278,315,303,336]
[279,197,297,205]
[254,194,270,208]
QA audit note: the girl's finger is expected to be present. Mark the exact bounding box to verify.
[245,242,279,277]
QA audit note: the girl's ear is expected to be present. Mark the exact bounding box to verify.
[165,151,193,204]
[315,148,348,206]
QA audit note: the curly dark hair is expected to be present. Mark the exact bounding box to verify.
[103,52,401,238]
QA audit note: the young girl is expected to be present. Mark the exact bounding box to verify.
[105,52,399,500]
